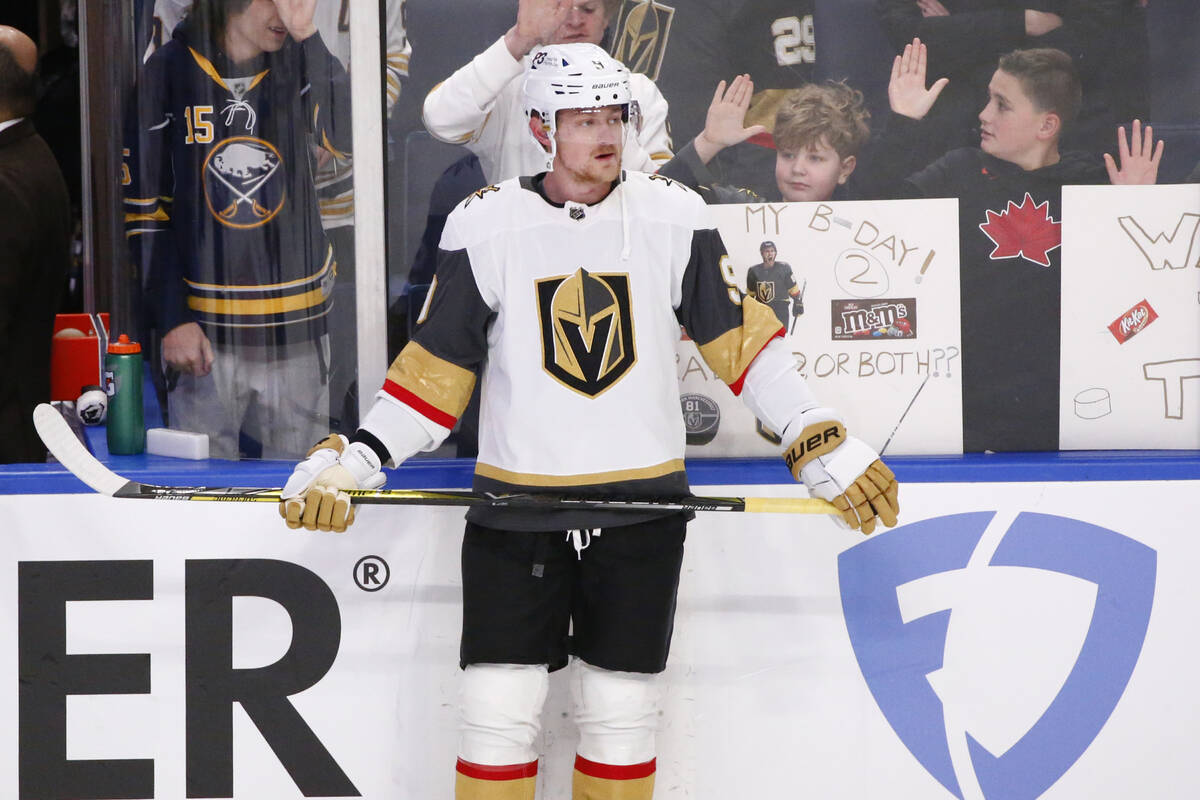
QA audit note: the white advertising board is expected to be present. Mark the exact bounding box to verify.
[1060,184,1200,449]
[3,479,1196,799]
[680,198,962,456]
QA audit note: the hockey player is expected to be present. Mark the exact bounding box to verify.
[279,43,899,800]
[421,0,673,184]
[745,241,804,327]
[124,0,353,458]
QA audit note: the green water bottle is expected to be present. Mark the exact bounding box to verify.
[105,333,146,454]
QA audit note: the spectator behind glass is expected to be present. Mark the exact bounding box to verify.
[874,0,1150,159]
[421,0,673,184]
[0,26,71,463]
[883,40,1161,453]
[773,82,871,202]
[659,76,871,204]
[124,0,352,459]
[138,0,412,432]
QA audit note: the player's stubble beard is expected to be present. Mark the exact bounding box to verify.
[563,144,621,188]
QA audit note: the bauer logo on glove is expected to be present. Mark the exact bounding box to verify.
[783,409,900,535]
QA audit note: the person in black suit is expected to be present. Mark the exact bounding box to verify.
[0,26,71,463]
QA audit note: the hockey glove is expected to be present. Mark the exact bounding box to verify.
[279,434,386,532]
[782,408,899,535]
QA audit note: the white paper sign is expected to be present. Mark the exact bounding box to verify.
[1060,184,1200,449]
[679,198,962,456]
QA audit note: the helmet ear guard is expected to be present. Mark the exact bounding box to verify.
[522,43,634,172]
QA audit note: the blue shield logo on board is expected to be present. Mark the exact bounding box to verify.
[838,512,1155,799]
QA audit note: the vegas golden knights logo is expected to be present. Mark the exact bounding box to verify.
[536,269,637,397]
[610,0,674,80]
[756,282,777,304]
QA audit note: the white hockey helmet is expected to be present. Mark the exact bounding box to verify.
[522,43,634,172]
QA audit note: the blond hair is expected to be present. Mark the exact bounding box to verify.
[774,81,871,158]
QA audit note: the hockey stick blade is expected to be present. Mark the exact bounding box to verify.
[35,403,127,496]
[33,404,837,515]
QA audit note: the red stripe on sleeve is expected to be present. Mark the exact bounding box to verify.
[382,379,458,429]
[573,755,656,780]
[455,758,538,781]
[727,326,785,397]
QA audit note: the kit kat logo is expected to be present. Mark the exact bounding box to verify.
[1107,299,1158,344]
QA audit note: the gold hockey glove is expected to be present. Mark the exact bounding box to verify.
[279,434,385,532]
[783,410,900,535]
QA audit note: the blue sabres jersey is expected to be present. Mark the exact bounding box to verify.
[124,15,352,344]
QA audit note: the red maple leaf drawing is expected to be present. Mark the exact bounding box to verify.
[978,192,1062,267]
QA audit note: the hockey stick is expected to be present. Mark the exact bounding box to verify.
[879,373,930,457]
[33,404,837,515]
[789,279,807,335]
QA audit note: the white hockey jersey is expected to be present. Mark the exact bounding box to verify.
[367,171,782,529]
[422,37,673,185]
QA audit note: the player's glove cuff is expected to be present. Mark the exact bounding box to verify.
[782,408,847,481]
[279,434,386,533]
[340,440,385,488]
[280,434,348,500]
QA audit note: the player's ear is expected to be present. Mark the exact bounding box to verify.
[529,113,551,149]
[1037,110,1062,142]
[838,155,857,184]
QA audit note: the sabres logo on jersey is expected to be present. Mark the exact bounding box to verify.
[202,136,286,228]
[536,268,637,398]
[610,0,674,81]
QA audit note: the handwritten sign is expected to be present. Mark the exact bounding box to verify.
[679,198,963,456]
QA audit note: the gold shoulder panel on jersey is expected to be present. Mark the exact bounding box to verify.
[695,296,782,386]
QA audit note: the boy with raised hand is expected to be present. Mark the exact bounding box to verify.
[280,42,898,800]
[660,73,872,205]
[885,38,1162,452]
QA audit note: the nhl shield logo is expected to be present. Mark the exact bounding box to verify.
[610,0,674,80]
[536,269,637,398]
[202,136,286,228]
